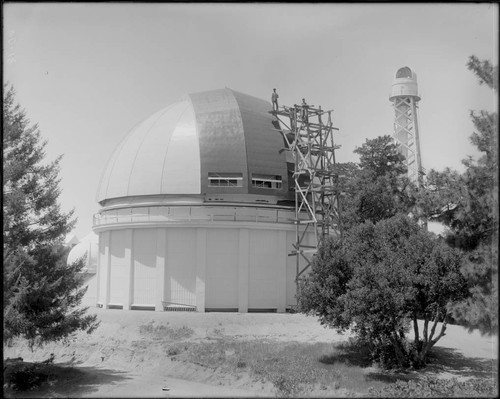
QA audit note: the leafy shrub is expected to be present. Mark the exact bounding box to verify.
[4,362,52,391]
[298,215,468,369]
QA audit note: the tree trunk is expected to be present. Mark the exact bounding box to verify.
[415,309,448,366]
[391,332,409,368]
[413,313,420,347]
[411,313,422,366]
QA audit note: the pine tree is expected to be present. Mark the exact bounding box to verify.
[417,56,498,334]
[447,57,498,334]
[3,85,99,348]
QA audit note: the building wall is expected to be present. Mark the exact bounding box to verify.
[96,224,311,312]
[165,228,197,307]
[109,229,129,305]
[205,228,239,310]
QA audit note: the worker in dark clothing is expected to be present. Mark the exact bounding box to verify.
[301,98,309,122]
[271,88,279,111]
[289,107,297,132]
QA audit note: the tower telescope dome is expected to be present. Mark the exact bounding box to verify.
[389,67,424,188]
[389,66,420,101]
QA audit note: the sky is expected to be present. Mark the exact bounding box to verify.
[3,3,498,240]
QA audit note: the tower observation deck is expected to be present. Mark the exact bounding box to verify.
[271,99,342,291]
[390,66,425,187]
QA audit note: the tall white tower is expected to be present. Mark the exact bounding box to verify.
[389,67,424,187]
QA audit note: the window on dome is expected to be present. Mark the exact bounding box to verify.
[252,174,282,189]
[396,67,412,79]
[208,173,243,187]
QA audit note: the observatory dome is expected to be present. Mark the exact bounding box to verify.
[67,232,99,273]
[97,88,290,207]
[91,88,312,313]
[389,66,420,101]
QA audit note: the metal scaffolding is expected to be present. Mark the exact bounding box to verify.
[271,100,342,294]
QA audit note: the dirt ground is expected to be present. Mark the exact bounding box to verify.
[4,307,498,397]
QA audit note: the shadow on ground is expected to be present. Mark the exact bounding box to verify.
[4,362,131,398]
[318,341,372,368]
[424,346,497,379]
[317,341,414,384]
[316,341,496,385]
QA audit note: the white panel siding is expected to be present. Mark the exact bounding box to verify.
[205,229,239,308]
[249,230,279,309]
[133,229,157,305]
[155,229,167,311]
[286,230,315,308]
[165,228,197,307]
[286,230,298,308]
[238,229,249,312]
[96,221,299,311]
[98,232,109,305]
[109,230,128,304]
[196,228,207,312]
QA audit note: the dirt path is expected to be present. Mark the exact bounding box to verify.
[80,372,269,398]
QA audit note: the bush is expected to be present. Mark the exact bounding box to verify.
[298,215,468,369]
[4,362,52,392]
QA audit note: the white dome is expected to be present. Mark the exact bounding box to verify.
[64,233,79,247]
[67,231,99,273]
[389,66,420,101]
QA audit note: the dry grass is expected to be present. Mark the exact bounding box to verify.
[138,320,194,340]
[178,338,391,397]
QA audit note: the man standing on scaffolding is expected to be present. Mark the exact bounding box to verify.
[271,88,279,111]
[301,98,309,122]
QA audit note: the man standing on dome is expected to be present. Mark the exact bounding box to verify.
[271,88,279,111]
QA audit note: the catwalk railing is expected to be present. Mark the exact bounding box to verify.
[93,205,299,227]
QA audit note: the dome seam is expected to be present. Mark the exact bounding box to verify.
[98,108,169,203]
[125,106,175,197]
[158,102,192,194]
[228,88,250,192]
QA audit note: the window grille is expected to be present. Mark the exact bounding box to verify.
[251,174,282,189]
[208,173,243,187]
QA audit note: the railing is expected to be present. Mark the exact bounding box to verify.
[93,205,297,228]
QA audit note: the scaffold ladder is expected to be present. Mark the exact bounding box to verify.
[271,100,342,303]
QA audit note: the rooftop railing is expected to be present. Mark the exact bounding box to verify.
[93,205,297,228]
